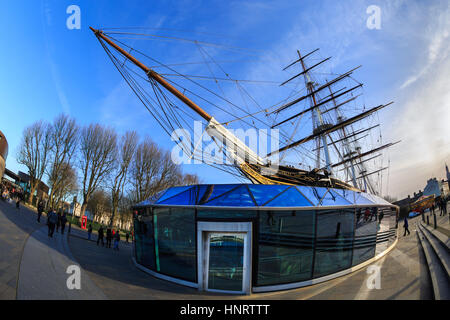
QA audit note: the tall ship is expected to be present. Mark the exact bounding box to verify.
[90,27,398,195]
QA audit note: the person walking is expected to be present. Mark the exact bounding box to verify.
[47,209,57,238]
[15,195,21,210]
[126,232,129,243]
[87,224,93,241]
[97,226,105,246]
[60,213,67,235]
[55,212,62,233]
[403,216,410,236]
[113,231,120,251]
[443,199,448,216]
[37,200,44,223]
[106,227,112,248]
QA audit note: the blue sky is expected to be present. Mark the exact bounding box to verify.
[0,0,449,199]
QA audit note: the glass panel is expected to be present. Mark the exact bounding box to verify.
[314,209,354,278]
[321,190,353,206]
[158,187,198,205]
[201,184,240,203]
[354,192,374,205]
[352,207,377,266]
[197,209,257,219]
[208,233,244,291]
[156,186,193,203]
[265,187,311,207]
[257,210,315,286]
[133,208,148,265]
[248,185,289,206]
[206,185,255,206]
[154,207,196,282]
[331,189,356,205]
[296,186,320,206]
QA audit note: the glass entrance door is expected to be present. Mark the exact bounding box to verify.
[197,221,252,294]
[207,233,244,292]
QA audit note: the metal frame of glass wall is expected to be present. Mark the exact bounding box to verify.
[132,203,398,293]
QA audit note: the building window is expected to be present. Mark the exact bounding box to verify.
[257,210,315,286]
[313,209,354,278]
[154,207,196,282]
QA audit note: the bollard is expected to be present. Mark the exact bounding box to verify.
[427,215,429,225]
[433,213,437,229]
[422,212,425,223]
[68,221,72,234]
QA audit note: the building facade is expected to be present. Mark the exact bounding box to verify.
[133,184,398,294]
[0,130,8,179]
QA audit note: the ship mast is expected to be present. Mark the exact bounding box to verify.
[90,27,266,169]
[295,50,333,175]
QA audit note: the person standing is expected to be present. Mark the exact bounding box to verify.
[113,231,120,251]
[47,209,57,238]
[97,226,105,246]
[403,216,410,236]
[87,224,93,241]
[106,227,112,248]
[60,213,68,235]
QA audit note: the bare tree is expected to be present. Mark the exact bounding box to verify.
[109,131,138,227]
[129,138,162,203]
[87,189,111,224]
[180,173,200,186]
[79,124,117,217]
[51,162,78,209]
[46,114,79,208]
[129,137,198,203]
[17,121,52,203]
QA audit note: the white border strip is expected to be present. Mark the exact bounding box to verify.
[252,237,398,293]
[131,256,198,289]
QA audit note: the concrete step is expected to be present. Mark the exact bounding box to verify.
[418,223,450,277]
[416,224,450,300]
[420,220,450,249]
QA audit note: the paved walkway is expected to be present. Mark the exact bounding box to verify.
[0,199,43,299]
[1,198,447,300]
[17,225,106,299]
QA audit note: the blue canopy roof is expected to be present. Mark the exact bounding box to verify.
[135,184,393,208]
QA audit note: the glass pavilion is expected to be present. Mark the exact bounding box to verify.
[132,184,398,294]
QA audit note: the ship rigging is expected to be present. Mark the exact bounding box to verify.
[90,27,399,195]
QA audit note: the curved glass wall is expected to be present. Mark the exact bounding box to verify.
[133,204,398,290]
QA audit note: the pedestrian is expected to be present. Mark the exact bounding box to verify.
[403,216,410,236]
[87,224,93,241]
[56,212,62,233]
[126,232,129,243]
[37,200,44,223]
[60,213,67,235]
[47,209,57,238]
[97,226,105,246]
[106,227,112,248]
[16,195,21,210]
[113,231,120,251]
